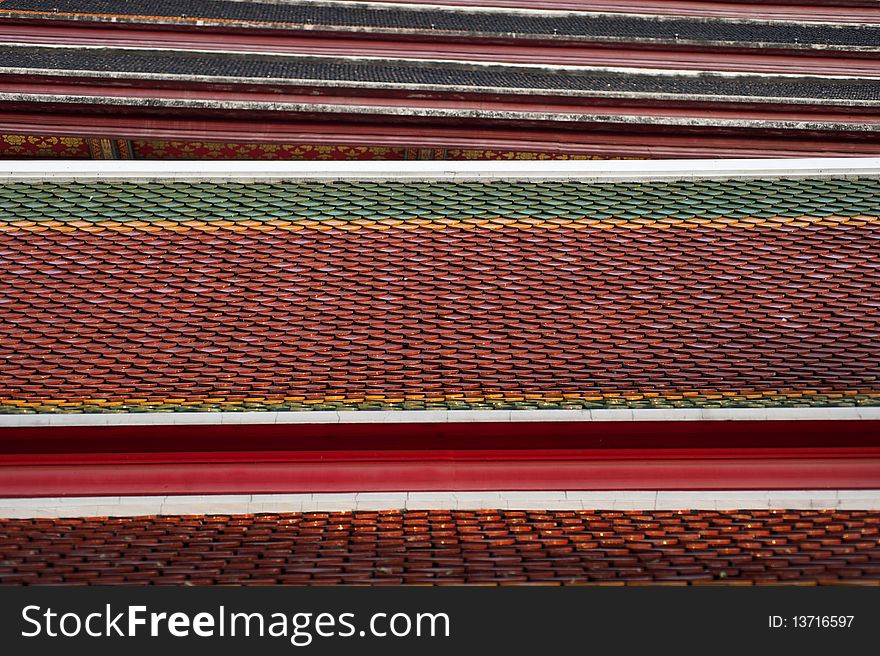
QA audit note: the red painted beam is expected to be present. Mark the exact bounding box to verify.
[0,421,877,495]
[2,420,879,455]
[0,126,875,159]
[4,110,880,159]
[2,447,877,467]
[0,455,877,496]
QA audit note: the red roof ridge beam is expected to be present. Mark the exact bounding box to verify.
[1,449,878,496]
[1,1,878,56]
[3,408,878,452]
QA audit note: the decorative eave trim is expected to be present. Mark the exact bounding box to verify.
[1,407,878,427]
[2,490,878,517]
[3,157,880,182]
[5,93,878,134]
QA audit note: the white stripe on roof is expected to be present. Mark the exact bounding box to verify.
[0,407,877,427]
[4,157,880,183]
[0,490,877,517]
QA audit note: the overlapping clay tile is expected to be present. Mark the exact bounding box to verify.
[1,511,877,585]
[0,178,877,412]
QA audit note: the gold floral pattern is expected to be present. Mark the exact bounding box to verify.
[132,140,639,160]
[1,134,641,161]
[0,134,90,158]
[133,141,409,160]
[445,149,634,161]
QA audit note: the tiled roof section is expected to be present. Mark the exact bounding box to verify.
[1,178,879,413]
[2,0,878,49]
[1,510,878,585]
[3,46,878,103]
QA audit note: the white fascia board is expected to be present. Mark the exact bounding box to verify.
[0,407,876,428]
[0,490,877,517]
[3,157,880,183]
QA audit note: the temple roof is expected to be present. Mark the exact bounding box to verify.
[3,0,878,51]
[4,45,877,106]
[1,509,878,585]
[0,2,878,590]
[1,163,878,414]
[3,1,880,158]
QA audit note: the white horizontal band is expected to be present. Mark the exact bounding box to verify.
[1,490,877,517]
[0,407,876,427]
[4,157,880,182]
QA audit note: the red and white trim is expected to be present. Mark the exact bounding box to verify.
[1,413,878,496]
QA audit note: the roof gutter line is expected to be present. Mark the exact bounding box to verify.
[1,406,877,427]
[4,157,880,182]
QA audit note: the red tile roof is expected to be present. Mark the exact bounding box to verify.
[1,510,878,585]
[1,178,878,413]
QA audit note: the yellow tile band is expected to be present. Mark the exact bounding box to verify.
[0,214,876,233]
[1,390,877,412]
